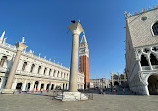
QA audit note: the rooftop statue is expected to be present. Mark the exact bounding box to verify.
[21,37,25,44]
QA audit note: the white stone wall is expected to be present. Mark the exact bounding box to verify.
[127,8,158,47]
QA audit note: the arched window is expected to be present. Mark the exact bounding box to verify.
[44,68,47,75]
[57,71,59,77]
[67,74,69,79]
[60,72,63,78]
[30,64,35,73]
[150,53,158,65]
[38,66,41,74]
[0,56,7,67]
[64,73,66,78]
[22,62,27,71]
[140,55,149,66]
[49,69,51,76]
[53,70,56,77]
[152,22,158,36]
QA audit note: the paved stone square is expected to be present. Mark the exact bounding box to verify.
[0,93,157,111]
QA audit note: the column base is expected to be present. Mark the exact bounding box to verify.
[55,92,88,101]
[1,89,14,94]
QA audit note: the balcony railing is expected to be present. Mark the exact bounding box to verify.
[142,66,150,70]
[152,65,158,70]
[16,70,69,81]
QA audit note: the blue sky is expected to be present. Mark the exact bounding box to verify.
[0,0,157,79]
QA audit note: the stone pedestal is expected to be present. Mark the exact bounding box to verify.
[1,89,14,94]
[55,92,88,101]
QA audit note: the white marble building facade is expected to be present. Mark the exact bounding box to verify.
[0,33,84,92]
[90,78,111,89]
[125,5,158,95]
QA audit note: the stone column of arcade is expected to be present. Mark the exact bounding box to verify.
[55,21,88,101]
[2,37,27,94]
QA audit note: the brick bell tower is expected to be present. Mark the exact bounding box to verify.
[79,33,90,89]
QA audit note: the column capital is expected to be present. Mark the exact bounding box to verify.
[15,42,28,51]
[68,22,84,35]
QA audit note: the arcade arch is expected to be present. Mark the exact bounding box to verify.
[148,74,158,95]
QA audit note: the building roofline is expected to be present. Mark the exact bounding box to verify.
[124,5,158,19]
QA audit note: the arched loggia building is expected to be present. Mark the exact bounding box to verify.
[0,32,85,92]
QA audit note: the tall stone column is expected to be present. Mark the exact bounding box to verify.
[30,80,35,91]
[37,81,41,91]
[68,22,84,92]
[22,80,27,91]
[3,40,27,93]
[44,83,47,90]
[55,21,88,101]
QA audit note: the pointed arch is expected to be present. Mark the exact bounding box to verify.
[140,55,149,66]
[150,53,158,65]
[152,22,158,36]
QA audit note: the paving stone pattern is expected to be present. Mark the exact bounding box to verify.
[0,93,157,111]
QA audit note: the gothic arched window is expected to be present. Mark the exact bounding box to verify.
[140,55,149,66]
[0,56,7,67]
[22,62,27,71]
[150,53,158,65]
[152,22,158,36]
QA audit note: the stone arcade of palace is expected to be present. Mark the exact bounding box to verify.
[125,5,158,95]
[0,31,84,92]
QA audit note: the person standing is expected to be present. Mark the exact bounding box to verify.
[41,88,43,94]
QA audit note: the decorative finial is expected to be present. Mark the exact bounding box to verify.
[29,50,33,54]
[39,53,41,57]
[0,31,5,43]
[124,11,127,18]
[128,12,132,16]
[44,56,46,59]
[142,8,146,12]
[78,20,80,23]
[3,37,7,44]
[21,37,25,44]
[135,11,138,14]
[149,6,153,10]
[83,31,85,35]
